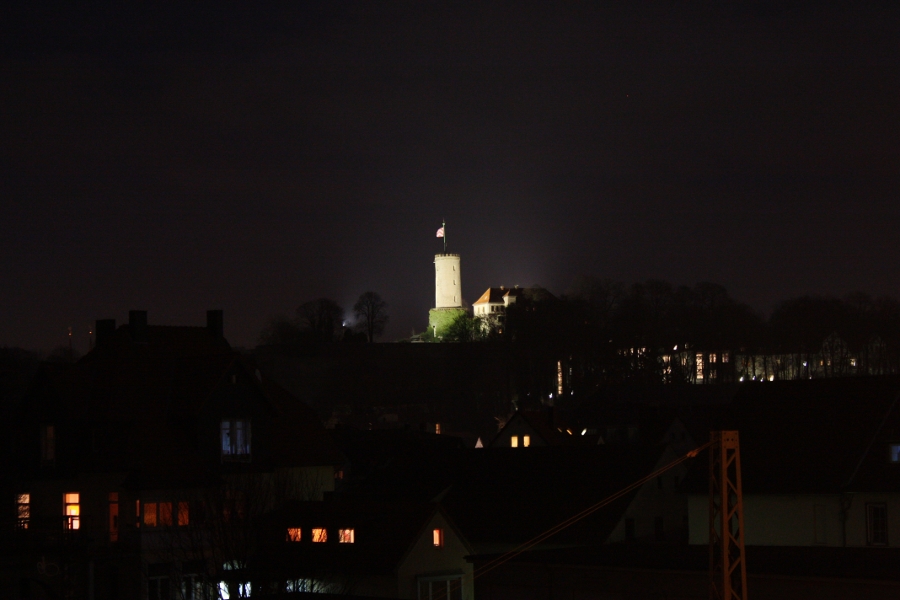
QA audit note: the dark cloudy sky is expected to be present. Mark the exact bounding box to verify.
[2,1,898,351]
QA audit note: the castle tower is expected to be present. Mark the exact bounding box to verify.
[428,252,468,339]
[434,253,462,308]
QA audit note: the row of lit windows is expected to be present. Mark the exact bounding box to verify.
[286,527,354,543]
[510,435,530,448]
[284,527,446,547]
[16,492,186,538]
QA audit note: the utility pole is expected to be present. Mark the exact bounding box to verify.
[709,430,747,600]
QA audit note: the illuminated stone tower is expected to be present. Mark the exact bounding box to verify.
[428,253,467,339]
[434,253,462,308]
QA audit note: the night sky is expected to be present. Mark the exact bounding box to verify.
[2,2,898,352]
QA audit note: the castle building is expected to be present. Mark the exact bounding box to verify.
[428,253,468,339]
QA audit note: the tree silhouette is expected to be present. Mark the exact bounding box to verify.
[353,292,389,342]
[296,298,345,343]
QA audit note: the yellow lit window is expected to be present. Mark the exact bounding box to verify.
[64,493,80,530]
[510,436,519,448]
[178,501,189,526]
[339,528,355,543]
[433,528,444,547]
[144,502,157,527]
[312,528,327,543]
[17,493,30,529]
[523,435,531,447]
[435,423,441,434]
[286,528,302,542]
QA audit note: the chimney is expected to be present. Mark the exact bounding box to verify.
[95,319,116,348]
[129,310,148,343]
[207,309,224,339]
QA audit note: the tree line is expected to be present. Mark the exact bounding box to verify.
[442,277,900,385]
[258,292,389,345]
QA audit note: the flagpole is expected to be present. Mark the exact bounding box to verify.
[443,219,447,253]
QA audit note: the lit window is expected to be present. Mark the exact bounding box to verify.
[696,354,704,380]
[890,444,900,463]
[523,435,531,447]
[109,493,119,542]
[339,528,355,543]
[159,502,173,526]
[433,528,444,547]
[510,436,519,448]
[435,423,441,435]
[418,576,463,600]
[64,493,80,530]
[144,502,158,527]
[41,425,55,463]
[867,503,888,545]
[17,493,30,529]
[178,501,189,526]
[312,528,327,543]
[722,352,730,363]
[286,528,302,542]
[710,353,717,363]
[221,419,251,460]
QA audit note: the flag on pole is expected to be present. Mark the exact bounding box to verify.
[436,227,445,238]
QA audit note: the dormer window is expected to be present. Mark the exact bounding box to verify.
[221,419,251,460]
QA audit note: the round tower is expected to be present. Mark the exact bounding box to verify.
[434,253,462,308]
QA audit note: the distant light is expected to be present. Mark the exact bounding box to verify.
[581,428,587,436]
[549,393,553,399]
[673,345,678,351]
[769,375,775,382]
[739,377,744,382]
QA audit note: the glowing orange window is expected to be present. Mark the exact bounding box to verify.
[17,493,30,529]
[159,502,173,526]
[286,528,302,542]
[339,528,355,543]
[433,528,444,547]
[312,528,327,543]
[144,502,157,527]
[64,493,80,530]
[178,502,189,526]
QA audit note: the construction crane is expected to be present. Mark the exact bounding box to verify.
[709,430,747,600]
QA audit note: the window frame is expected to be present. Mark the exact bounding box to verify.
[221,418,252,462]
[17,493,30,530]
[64,492,80,530]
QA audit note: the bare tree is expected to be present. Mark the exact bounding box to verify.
[353,292,389,342]
[296,299,345,343]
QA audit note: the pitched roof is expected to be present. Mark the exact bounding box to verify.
[489,410,585,447]
[472,287,557,306]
